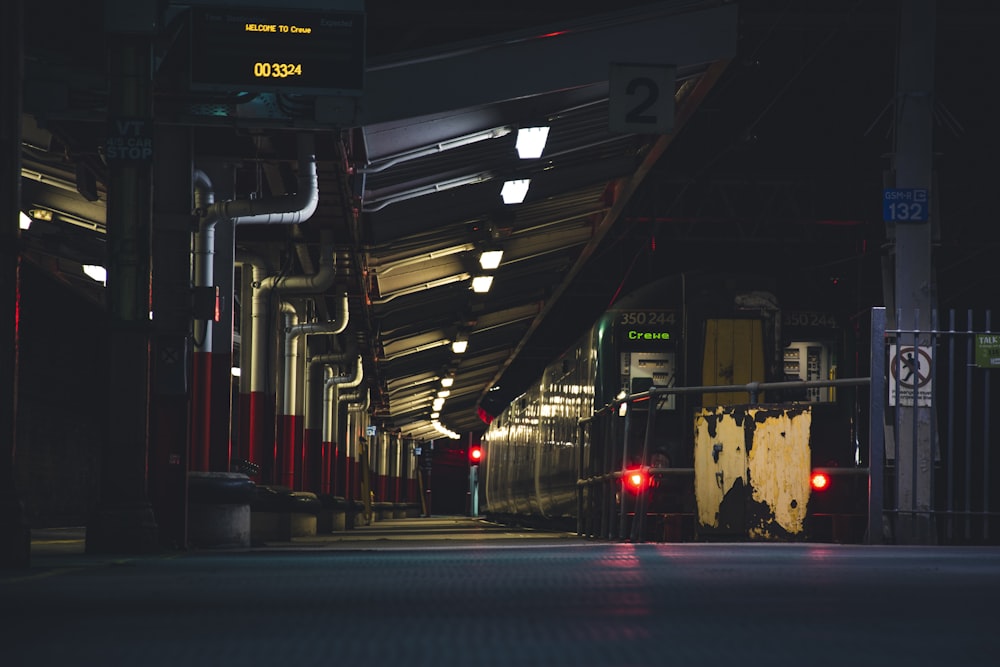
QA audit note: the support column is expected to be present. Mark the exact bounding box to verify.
[210,218,236,472]
[150,125,194,550]
[86,26,159,553]
[891,0,936,544]
[0,0,30,568]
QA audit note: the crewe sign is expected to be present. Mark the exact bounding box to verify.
[189,7,365,95]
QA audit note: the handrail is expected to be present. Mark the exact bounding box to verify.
[580,376,871,424]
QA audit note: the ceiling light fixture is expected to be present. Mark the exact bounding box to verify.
[479,249,504,270]
[19,212,32,230]
[451,332,469,354]
[471,275,494,293]
[440,377,454,388]
[431,421,460,440]
[501,179,530,205]
[432,397,445,411]
[516,126,550,159]
[361,126,513,174]
[28,208,53,222]
[82,264,107,285]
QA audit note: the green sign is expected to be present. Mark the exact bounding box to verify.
[975,334,1000,369]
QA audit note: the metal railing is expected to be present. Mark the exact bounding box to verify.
[875,307,999,545]
[576,307,999,545]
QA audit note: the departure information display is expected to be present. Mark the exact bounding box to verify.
[189,7,365,95]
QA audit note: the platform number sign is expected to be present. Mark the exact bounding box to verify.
[609,63,676,134]
[883,188,929,222]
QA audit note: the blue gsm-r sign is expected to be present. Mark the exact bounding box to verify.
[883,188,929,222]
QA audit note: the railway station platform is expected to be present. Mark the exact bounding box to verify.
[3,516,999,667]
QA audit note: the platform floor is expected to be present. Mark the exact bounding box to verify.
[3,516,999,666]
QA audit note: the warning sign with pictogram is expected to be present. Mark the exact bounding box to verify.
[889,344,933,407]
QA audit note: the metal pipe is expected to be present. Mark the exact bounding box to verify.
[199,133,319,226]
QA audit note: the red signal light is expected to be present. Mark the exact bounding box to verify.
[810,471,831,492]
[623,468,646,493]
[469,445,483,464]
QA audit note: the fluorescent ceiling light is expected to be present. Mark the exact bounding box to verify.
[479,249,504,270]
[430,412,440,419]
[432,421,460,439]
[82,264,107,285]
[432,397,445,411]
[471,275,494,293]
[437,390,451,398]
[440,377,454,388]
[451,339,468,354]
[19,212,31,230]
[516,126,549,159]
[501,179,530,205]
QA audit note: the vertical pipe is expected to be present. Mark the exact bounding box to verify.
[209,218,235,472]
[946,309,956,541]
[190,219,214,472]
[0,0,29,568]
[631,393,659,542]
[321,367,333,495]
[602,413,614,540]
[867,307,886,545]
[277,307,300,489]
[150,123,194,550]
[617,402,633,540]
[577,420,586,537]
[892,0,937,545]
[964,310,973,539]
[984,310,992,540]
[87,30,159,554]
[390,435,401,504]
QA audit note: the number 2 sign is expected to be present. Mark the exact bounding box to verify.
[609,63,676,134]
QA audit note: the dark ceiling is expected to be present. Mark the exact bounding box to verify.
[16,0,1000,442]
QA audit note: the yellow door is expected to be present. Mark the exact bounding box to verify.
[702,319,765,406]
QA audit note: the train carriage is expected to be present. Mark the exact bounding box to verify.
[480,272,868,542]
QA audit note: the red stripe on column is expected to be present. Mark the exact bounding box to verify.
[376,472,387,503]
[190,351,212,471]
[246,391,273,483]
[302,427,322,492]
[209,352,233,472]
[277,413,301,489]
[320,440,333,495]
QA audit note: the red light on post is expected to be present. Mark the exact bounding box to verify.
[469,445,483,465]
[623,468,646,493]
[810,471,831,492]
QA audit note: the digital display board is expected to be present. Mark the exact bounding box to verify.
[189,7,365,95]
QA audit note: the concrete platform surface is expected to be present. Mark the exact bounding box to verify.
[3,516,999,667]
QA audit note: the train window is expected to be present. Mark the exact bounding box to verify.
[783,341,835,402]
[621,351,676,409]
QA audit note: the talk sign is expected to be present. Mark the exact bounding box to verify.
[975,334,1000,369]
